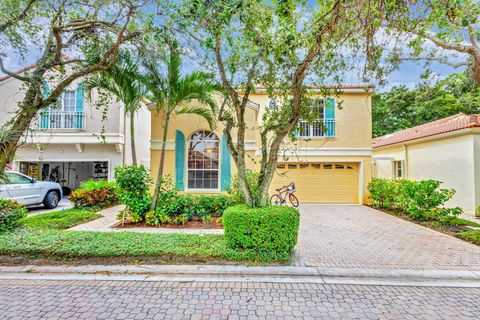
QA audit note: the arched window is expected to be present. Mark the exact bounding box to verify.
[187,130,219,189]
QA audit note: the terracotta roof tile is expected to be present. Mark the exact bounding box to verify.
[372,113,480,148]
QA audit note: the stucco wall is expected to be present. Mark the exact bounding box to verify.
[0,74,151,170]
[150,91,372,203]
[373,133,477,214]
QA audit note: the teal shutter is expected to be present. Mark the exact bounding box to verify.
[75,83,84,129]
[175,130,185,190]
[325,98,335,137]
[220,134,231,191]
[40,83,51,129]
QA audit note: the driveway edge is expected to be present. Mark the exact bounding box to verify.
[1,264,480,287]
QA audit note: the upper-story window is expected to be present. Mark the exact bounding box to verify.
[297,99,335,137]
[187,130,219,189]
[39,85,85,130]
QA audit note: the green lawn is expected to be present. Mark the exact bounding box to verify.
[0,228,286,263]
[449,217,480,227]
[457,230,480,245]
[20,209,102,230]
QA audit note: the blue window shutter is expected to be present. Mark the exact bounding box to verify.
[75,83,84,129]
[220,134,231,191]
[325,98,335,137]
[175,130,185,191]
[40,83,51,129]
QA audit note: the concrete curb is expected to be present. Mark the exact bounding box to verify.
[1,265,480,287]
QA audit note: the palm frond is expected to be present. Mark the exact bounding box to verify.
[175,106,216,130]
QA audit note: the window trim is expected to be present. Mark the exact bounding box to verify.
[185,130,221,191]
[393,160,404,179]
[297,99,333,138]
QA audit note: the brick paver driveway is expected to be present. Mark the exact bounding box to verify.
[1,279,479,319]
[294,205,480,270]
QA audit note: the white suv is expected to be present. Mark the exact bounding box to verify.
[0,171,63,209]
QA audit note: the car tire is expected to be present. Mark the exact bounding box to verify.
[43,191,60,209]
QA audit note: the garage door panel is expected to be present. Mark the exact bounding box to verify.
[270,162,359,204]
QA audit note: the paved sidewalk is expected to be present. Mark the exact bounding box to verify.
[1,279,479,319]
[68,205,223,234]
[294,205,480,270]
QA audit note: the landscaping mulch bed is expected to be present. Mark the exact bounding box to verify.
[374,207,480,246]
[112,220,223,229]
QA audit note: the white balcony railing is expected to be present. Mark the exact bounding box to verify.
[297,119,335,138]
[39,111,85,130]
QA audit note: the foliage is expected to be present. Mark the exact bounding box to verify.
[373,73,480,137]
[141,43,220,210]
[457,230,480,246]
[85,51,146,165]
[0,0,145,174]
[223,205,300,258]
[368,178,462,224]
[172,214,189,225]
[68,183,118,210]
[201,214,213,224]
[0,199,27,233]
[114,165,151,219]
[19,209,101,230]
[0,229,287,262]
[145,211,171,226]
[79,179,116,191]
[228,171,262,207]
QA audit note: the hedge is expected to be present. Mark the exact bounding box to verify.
[223,205,300,257]
[0,199,27,233]
[368,178,462,224]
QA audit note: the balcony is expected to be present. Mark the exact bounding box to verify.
[297,119,336,138]
[39,111,85,130]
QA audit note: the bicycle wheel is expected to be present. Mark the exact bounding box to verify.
[270,194,283,205]
[288,194,299,207]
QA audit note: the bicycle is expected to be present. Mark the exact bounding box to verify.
[270,182,299,207]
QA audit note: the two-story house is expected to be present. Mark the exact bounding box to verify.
[0,69,150,192]
[149,85,373,204]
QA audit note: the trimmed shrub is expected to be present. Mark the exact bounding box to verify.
[114,165,151,220]
[223,205,300,256]
[368,178,462,224]
[0,199,27,233]
[69,181,118,209]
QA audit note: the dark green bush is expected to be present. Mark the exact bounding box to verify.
[368,178,462,224]
[114,165,151,220]
[223,205,300,257]
[0,199,27,233]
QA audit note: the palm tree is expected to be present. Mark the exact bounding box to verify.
[142,46,219,210]
[86,52,145,165]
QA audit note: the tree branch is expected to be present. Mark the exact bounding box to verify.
[0,57,31,82]
[0,0,37,34]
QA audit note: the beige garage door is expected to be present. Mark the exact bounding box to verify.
[269,162,359,204]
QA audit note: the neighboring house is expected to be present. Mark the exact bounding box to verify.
[149,85,373,204]
[372,113,480,216]
[0,69,150,191]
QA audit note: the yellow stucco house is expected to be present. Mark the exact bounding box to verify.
[150,85,373,204]
[373,113,480,216]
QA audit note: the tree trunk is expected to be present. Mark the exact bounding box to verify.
[151,112,170,211]
[0,107,38,174]
[129,110,137,165]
